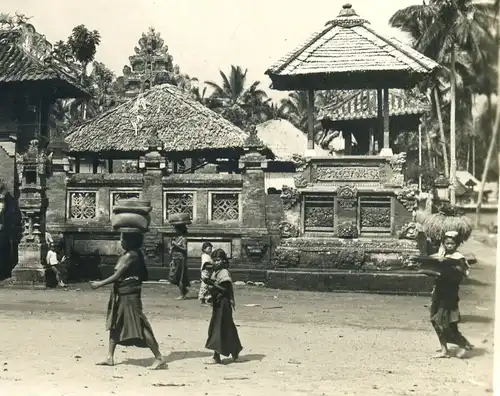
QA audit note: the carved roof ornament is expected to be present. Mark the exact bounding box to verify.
[325,3,369,28]
[243,124,265,149]
[134,27,165,55]
[146,127,163,152]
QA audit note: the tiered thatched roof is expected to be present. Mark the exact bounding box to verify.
[65,84,247,154]
[0,26,87,98]
[255,119,331,160]
[265,3,439,90]
[319,89,429,125]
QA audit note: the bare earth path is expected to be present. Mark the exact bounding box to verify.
[0,241,495,396]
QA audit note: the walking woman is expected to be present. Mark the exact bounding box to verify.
[168,213,191,300]
[204,248,243,364]
[417,230,473,359]
[90,231,167,370]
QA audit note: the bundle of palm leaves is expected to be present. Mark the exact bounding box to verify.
[422,203,473,246]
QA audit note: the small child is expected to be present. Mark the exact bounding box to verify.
[198,242,213,305]
[420,230,473,359]
[46,242,67,288]
[204,248,243,364]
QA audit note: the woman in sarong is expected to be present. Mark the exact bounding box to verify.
[169,222,190,300]
[419,230,473,359]
[90,232,167,370]
[204,248,243,364]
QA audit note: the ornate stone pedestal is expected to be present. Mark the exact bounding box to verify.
[11,140,50,286]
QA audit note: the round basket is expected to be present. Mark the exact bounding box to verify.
[167,213,192,225]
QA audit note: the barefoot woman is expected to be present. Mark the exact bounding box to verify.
[90,231,167,370]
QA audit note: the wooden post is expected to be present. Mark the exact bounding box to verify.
[379,88,393,156]
[418,122,422,191]
[368,127,374,155]
[307,90,315,151]
[377,89,383,152]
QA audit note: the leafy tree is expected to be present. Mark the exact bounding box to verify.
[205,65,269,128]
[390,0,497,204]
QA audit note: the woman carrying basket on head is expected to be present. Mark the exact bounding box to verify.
[167,213,191,300]
[89,198,167,370]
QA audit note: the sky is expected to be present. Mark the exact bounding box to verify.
[6,0,418,100]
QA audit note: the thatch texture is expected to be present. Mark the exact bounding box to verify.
[65,84,247,153]
[0,29,87,98]
[319,89,429,122]
[265,4,439,90]
[255,119,331,160]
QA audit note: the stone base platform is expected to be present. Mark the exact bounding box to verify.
[266,269,433,296]
[10,267,46,286]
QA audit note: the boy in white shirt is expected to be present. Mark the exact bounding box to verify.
[46,242,67,287]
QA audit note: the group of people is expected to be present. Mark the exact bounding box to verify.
[56,203,472,367]
[88,213,243,369]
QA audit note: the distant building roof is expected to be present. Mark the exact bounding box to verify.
[255,119,332,160]
[65,84,247,153]
[265,3,439,90]
[0,25,87,98]
[319,89,429,124]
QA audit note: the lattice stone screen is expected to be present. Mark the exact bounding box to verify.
[359,196,392,231]
[211,193,239,221]
[165,192,194,220]
[68,191,97,220]
[303,195,335,231]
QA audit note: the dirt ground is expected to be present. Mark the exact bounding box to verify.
[0,240,496,396]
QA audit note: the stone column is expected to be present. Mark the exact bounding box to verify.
[11,139,50,286]
[238,126,271,270]
[139,131,166,266]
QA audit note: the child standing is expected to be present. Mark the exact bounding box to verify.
[204,248,243,364]
[419,230,473,359]
[198,242,213,305]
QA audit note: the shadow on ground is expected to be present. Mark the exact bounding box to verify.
[460,314,493,324]
[222,353,266,365]
[120,350,213,367]
[120,351,266,367]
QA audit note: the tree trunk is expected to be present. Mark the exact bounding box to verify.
[434,88,449,177]
[81,62,88,120]
[475,38,500,227]
[449,45,457,205]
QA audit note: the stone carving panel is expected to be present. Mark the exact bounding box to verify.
[359,197,392,230]
[165,192,194,220]
[314,166,379,182]
[68,191,97,220]
[304,196,335,230]
[211,193,239,221]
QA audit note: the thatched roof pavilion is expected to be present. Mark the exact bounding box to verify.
[65,84,247,158]
[265,3,439,156]
[0,25,88,99]
[318,88,430,155]
[265,4,439,91]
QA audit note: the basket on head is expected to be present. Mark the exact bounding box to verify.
[167,213,192,226]
[111,198,152,233]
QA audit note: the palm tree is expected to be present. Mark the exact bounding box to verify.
[476,0,500,224]
[67,25,101,119]
[205,65,269,127]
[390,0,496,205]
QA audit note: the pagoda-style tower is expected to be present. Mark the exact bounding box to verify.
[121,27,177,98]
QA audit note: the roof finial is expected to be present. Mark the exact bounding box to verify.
[326,3,367,27]
[338,3,358,17]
